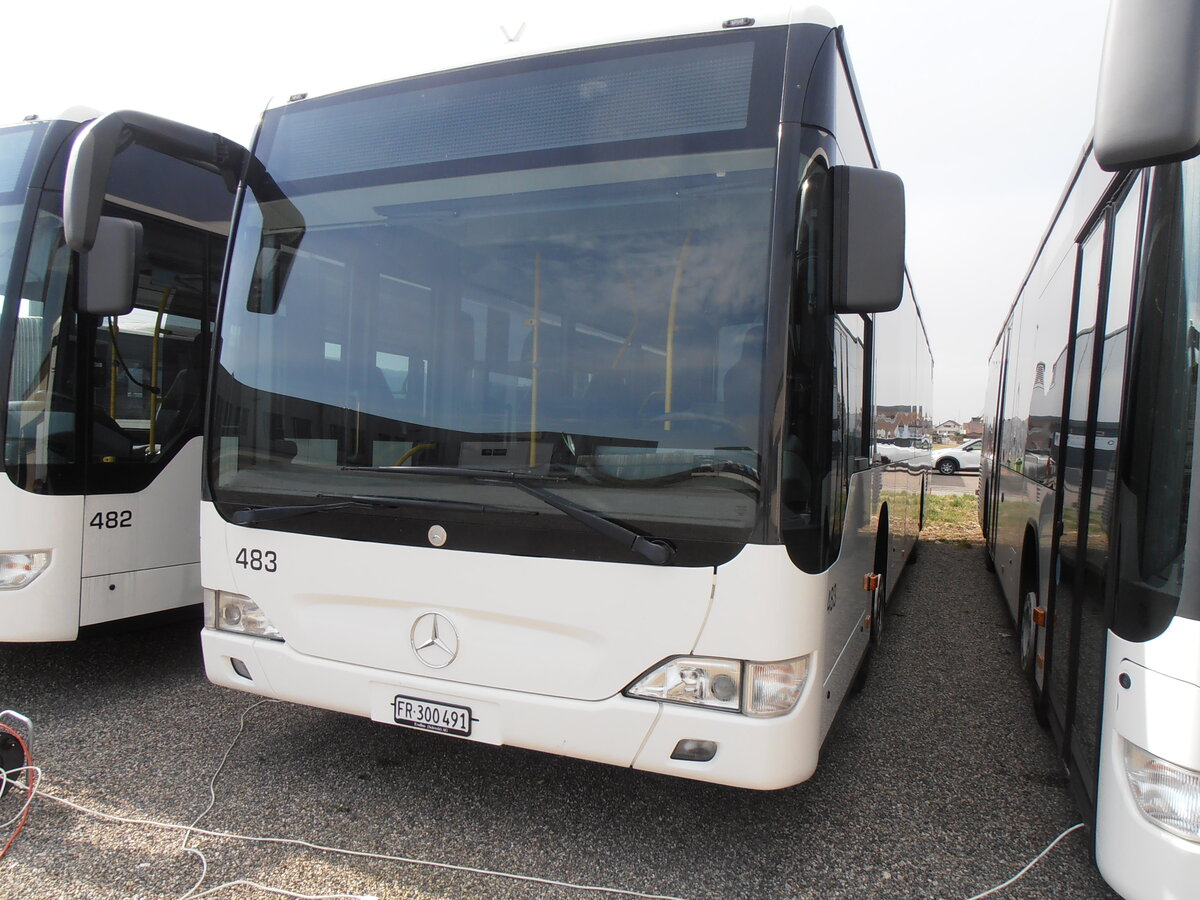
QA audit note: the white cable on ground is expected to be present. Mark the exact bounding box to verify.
[3,700,1087,900]
[1,717,694,900]
[0,765,38,829]
[961,822,1087,900]
[188,882,376,900]
[177,698,281,900]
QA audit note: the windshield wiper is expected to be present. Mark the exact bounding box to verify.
[229,493,502,525]
[346,465,567,483]
[343,465,676,565]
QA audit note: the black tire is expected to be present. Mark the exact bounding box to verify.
[936,457,959,475]
[1017,585,1049,726]
[870,572,887,647]
[1018,589,1038,678]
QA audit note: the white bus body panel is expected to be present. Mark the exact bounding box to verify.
[79,438,202,626]
[0,437,202,640]
[0,480,84,641]
[200,469,912,789]
[1097,618,1200,900]
[203,504,717,701]
[81,438,201,575]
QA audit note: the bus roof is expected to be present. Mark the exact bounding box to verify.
[268,5,837,113]
[1,106,100,129]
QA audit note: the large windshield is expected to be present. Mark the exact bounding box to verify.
[213,30,788,564]
[2,121,228,495]
[0,123,81,490]
[0,124,42,314]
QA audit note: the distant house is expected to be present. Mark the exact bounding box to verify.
[964,415,984,438]
[935,419,962,441]
[874,406,931,442]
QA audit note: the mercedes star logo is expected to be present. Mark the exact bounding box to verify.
[410,612,459,669]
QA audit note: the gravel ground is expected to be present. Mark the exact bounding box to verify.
[0,540,1119,900]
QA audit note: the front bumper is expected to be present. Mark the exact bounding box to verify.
[203,627,822,790]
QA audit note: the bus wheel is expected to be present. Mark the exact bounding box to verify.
[1018,588,1048,725]
[870,572,887,647]
[1018,590,1038,677]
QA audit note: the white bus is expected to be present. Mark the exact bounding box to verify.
[69,10,932,789]
[980,1,1200,895]
[0,109,232,640]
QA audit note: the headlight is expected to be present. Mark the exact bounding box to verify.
[1124,741,1200,842]
[0,551,51,590]
[208,590,283,641]
[625,655,810,717]
[626,657,742,712]
[745,657,810,717]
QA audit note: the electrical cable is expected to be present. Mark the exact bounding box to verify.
[0,767,38,831]
[0,720,35,860]
[177,698,280,900]
[16,781,696,900]
[4,699,693,900]
[3,700,1088,900]
[960,822,1087,900]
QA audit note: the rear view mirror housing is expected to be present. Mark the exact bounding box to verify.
[79,216,142,317]
[1094,0,1200,171]
[831,165,905,314]
[63,109,248,253]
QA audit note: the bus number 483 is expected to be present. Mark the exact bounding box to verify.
[236,548,278,572]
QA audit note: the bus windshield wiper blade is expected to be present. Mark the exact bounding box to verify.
[343,465,567,483]
[230,493,497,525]
[341,465,676,565]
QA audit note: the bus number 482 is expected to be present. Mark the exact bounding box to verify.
[90,511,132,529]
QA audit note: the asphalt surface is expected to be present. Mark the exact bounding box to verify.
[927,472,979,495]
[0,539,1119,900]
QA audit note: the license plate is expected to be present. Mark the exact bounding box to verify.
[392,694,474,737]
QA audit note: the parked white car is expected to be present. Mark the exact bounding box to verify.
[874,438,930,466]
[932,439,981,475]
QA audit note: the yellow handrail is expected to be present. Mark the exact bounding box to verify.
[395,442,436,466]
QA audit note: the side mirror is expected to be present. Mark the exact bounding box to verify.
[64,109,248,253]
[79,216,142,317]
[1094,0,1200,171]
[831,165,905,314]
[247,232,304,315]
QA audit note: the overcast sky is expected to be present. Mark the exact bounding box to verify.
[1,1,1110,422]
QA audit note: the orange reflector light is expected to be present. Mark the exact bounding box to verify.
[863,573,880,591]
[1032,606,1047,628]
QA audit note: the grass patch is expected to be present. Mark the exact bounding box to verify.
[923,492,984,546]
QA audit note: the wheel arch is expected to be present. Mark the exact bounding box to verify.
[875,502,891,583]
[1018,521,1040,619]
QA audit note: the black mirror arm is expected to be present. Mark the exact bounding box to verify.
[64,110,250,253]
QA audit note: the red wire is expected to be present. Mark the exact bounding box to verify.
[0,720,34,860]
